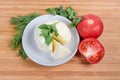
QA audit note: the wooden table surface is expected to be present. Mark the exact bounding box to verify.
[0,0,120,80]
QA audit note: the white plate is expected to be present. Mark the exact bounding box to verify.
[22,14,80,66]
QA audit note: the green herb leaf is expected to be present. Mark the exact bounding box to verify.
[59,6,67,18]
[10,13,40,60]
[70,17,82,28]
[45,35,53,45]
[11,31,23,48]
[39,23,59,45]
[40,29,49,37]
[51,25,59,36]
[66,6,77,20]
[46,8,57,15]
[18,46,27,60]
[46,6,82,28]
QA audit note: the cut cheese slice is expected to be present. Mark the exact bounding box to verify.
[51,40,71,60]
[52,33,66,45]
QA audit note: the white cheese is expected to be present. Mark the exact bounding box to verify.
[34,20,71,59]
[51,40,71,60]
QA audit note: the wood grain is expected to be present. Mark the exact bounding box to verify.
[0,0,120,80]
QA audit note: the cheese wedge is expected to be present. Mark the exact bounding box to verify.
[51,40,71,60]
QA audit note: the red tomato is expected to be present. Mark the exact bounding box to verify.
[77,14,103,38]
[79,38,105,64]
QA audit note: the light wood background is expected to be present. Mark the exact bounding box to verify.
[0,0,120,80]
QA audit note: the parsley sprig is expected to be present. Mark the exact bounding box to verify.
[10,13,40,60]
[39,22,59,45]
[46,6,82,28]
